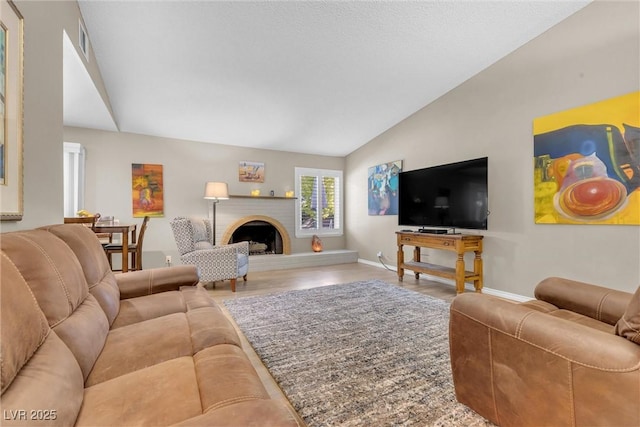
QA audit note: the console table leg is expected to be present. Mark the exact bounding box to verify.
[397,245,404,282]
[474,250,483,292]
[456,253,465,294]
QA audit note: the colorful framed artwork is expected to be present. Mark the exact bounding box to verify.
[239,161,265,182]
[368,160,402,215]
[132,163,164,217]
[533,91,640,225]
[0,0,23,221]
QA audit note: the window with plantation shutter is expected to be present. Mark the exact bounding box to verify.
[295,167,343,237]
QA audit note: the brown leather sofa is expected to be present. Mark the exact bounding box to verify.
[1,224,300,426]
[449,276,640,427]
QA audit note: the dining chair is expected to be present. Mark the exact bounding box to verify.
[104,216,150,271]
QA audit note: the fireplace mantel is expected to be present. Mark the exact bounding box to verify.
[230,195,297,200]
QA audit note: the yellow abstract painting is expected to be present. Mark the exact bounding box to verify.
[533,91,640,225]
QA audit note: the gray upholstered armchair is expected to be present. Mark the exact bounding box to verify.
[170,217,249,292]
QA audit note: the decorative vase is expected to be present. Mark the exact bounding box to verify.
[311,235,323,252]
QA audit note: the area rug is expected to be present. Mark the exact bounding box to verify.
[223,280,492,427]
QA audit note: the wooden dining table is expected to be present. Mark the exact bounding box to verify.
[94,222,137,273]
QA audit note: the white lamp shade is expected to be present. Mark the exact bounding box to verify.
[204,182,229,200]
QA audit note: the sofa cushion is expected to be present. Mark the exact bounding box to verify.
[78,345,275,427]
[1,253,85,427]
[1,230,109,381]
[111,284,218,329]
[87,306,242,386]
[41,224,121,325]
[86,313,192,386]
[615,286,640,343]
[1,230,90,325]
[548,309,615,334]
[1,253,50,391]
[112,291,188,329]
[78,357,203,427]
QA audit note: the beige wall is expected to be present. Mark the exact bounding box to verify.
[5,0,639,297]
[1,0,111,232]
[63,127,345,266]
[346,0,640,296]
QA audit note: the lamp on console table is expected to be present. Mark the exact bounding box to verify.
[203,181,229,245]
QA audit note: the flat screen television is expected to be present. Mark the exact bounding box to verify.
[398,157,488,231]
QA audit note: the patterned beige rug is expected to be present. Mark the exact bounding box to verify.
[224,280,493,427]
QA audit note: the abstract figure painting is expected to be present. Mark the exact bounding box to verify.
[132,163,164,217]
[368,160,402,215]
[533,91,640,225]
[0,0,23,221]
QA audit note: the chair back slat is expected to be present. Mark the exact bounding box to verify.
[64,214,101,230]
[135,216,150,265]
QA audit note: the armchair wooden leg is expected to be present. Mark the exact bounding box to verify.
[230,278,236,292]
[243,274,247,282]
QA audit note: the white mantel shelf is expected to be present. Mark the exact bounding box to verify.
[230,195,297,200]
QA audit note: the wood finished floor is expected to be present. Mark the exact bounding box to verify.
[207,262,459,426]
[208,262,458,304]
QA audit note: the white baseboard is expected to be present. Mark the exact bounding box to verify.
[358,258,531,302]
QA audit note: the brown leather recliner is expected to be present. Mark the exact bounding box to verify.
[449,277,640,427]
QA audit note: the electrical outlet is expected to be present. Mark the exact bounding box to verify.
[377,251,383,258]
[165,255,172,266]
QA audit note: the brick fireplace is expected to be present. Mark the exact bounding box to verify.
[215,197,295,255]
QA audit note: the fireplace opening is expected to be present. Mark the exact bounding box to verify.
[229,220,283,255]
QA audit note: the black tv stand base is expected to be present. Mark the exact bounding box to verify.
[418,228,448,234]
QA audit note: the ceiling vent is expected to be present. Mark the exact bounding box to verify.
[78,19,89,61]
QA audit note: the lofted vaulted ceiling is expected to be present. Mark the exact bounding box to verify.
[65,0,591,156]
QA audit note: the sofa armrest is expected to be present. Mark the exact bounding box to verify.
[450,293,640,426]
[180,246,241,281]
[116,265,199,299]
[535,277,632,325]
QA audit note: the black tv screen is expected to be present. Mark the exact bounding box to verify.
[398,157,488,230]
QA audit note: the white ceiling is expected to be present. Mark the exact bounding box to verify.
[66,0,591,157]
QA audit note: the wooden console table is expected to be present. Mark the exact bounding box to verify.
[396,231,484,294]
